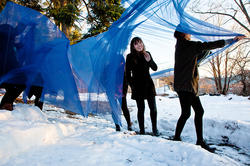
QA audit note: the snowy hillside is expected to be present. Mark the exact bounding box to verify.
[0,93,249,166]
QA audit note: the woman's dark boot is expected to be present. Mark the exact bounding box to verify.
[152,128,160,136]
[139,127,145,134]
[115,124,121,131]
[127,122,133,131]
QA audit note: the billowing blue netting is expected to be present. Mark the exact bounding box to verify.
[1,1,243,126]
[0,2,84,115]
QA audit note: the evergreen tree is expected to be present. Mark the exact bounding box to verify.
[45,0,81,39]
[16,0,43,12]
[0,0,43,12]
[83,0,125,38]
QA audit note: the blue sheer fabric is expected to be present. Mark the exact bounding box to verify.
[0,2,83,115]
[0,1,243,125]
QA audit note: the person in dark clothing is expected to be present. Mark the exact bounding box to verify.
[115,73,132,131]
[27,85,44,110]
[114,63,133,132]
[0,24,22,111]
[173,25,246,152]
[0,84,25,111]
[125,37,159,136]
[0,84,44,111]
[121,70,132,131]
[0,24,44,111]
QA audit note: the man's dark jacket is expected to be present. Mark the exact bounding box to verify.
[174,38,226,95]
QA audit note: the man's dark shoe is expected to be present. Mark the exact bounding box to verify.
[172,136,182,141]
[196,140,216,153]
[35,101,44,110]
[0,103,13,111]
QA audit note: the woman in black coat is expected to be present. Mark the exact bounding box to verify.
[125,37,159,136]
[173,26,245,152]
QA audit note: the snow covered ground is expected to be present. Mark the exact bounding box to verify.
[0,92,249,166]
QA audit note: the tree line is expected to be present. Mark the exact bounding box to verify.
[0,0,125,43]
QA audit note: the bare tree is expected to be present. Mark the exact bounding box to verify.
[231,42,250,95]
[208,47,239,95]
[190,0,250,33]
[190,0,250,95]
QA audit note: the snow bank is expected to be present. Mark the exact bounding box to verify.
[0,94,249,166]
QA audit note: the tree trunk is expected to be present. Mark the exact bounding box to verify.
[62,24,71,39]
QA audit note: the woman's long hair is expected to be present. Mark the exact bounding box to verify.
[130,37,145,54]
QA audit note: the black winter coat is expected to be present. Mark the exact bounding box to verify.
[125,51,158,100]
[174,38,226,95]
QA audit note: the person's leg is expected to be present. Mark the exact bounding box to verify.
[0,84,25,111]
[136,98,145,134]
[191,95,215,152]
[32,86,44,110]
[106,91,121,132]
[122,96,132,130]
[147,96,158,135]
[190,95,204,142]
[174,91,192,140]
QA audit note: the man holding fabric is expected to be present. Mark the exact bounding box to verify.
[172,24,245,152]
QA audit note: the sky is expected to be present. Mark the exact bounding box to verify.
[0,90,250,166]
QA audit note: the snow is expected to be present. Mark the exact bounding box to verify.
[0,93,249,166]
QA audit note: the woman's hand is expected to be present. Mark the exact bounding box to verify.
[143,51,151,62]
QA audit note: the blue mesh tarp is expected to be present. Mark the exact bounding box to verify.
[1,1,244,126]
[0,2,84,115]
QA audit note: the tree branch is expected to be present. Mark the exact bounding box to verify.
[81,0,93,22]
[193,10,250,33]
[238,0,250,25]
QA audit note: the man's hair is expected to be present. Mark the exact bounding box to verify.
[174,30,186,39]
[174,24,187,39]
